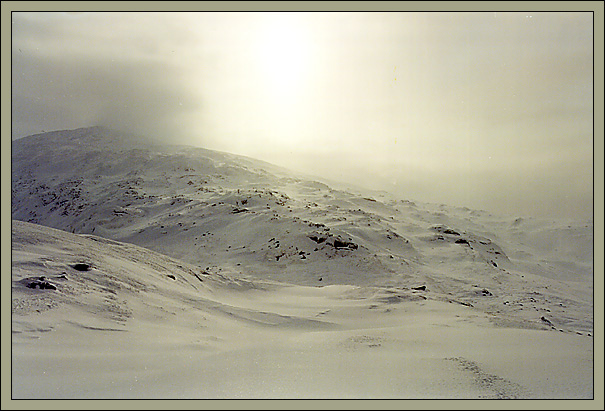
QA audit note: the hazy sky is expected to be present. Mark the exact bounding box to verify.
[11,11,594,220]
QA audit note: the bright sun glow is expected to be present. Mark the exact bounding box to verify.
[255,16,311,99]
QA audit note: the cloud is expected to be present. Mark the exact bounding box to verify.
[10,11,594,220]
[11,12,203,141]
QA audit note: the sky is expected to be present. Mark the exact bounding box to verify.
[10,10,595,220]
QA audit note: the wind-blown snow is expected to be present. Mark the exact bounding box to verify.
[11,127,594,399]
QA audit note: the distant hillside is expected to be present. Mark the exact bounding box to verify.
[11,126,593,334]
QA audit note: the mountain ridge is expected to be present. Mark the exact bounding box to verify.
[11,126,593,334]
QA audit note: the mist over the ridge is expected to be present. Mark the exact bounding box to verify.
[10,11,594,220]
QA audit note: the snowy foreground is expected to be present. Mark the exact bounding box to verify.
[10,221,594,399]
[11,127,594,399]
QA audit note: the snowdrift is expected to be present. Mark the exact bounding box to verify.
[10,127,594,399]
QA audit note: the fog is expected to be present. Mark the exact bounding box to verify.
[10,11,594,220]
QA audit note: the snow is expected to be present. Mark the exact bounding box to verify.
[10,126,595,400]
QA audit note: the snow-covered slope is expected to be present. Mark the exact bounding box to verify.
[12,219,256,335]
[10,221,593,399]
[11,126,593,334]
[10,126,594,399]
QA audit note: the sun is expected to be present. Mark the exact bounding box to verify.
[255,15,311,99]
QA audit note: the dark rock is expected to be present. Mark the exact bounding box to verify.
[72,263,91,271]
[541,316,554,326]
[167,274,176,280]
[431,225,460,236]
[412,285,426,291]
[333,238,358,250]
[455,239,470,245]
[481,289,492,296]
[26,280,56,290]
[332,239,346,248]
[309,235,327,244]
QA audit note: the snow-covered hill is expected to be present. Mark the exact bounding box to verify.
[11,221,593,399]
[11,126,593,333]
[10,126,594,399]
